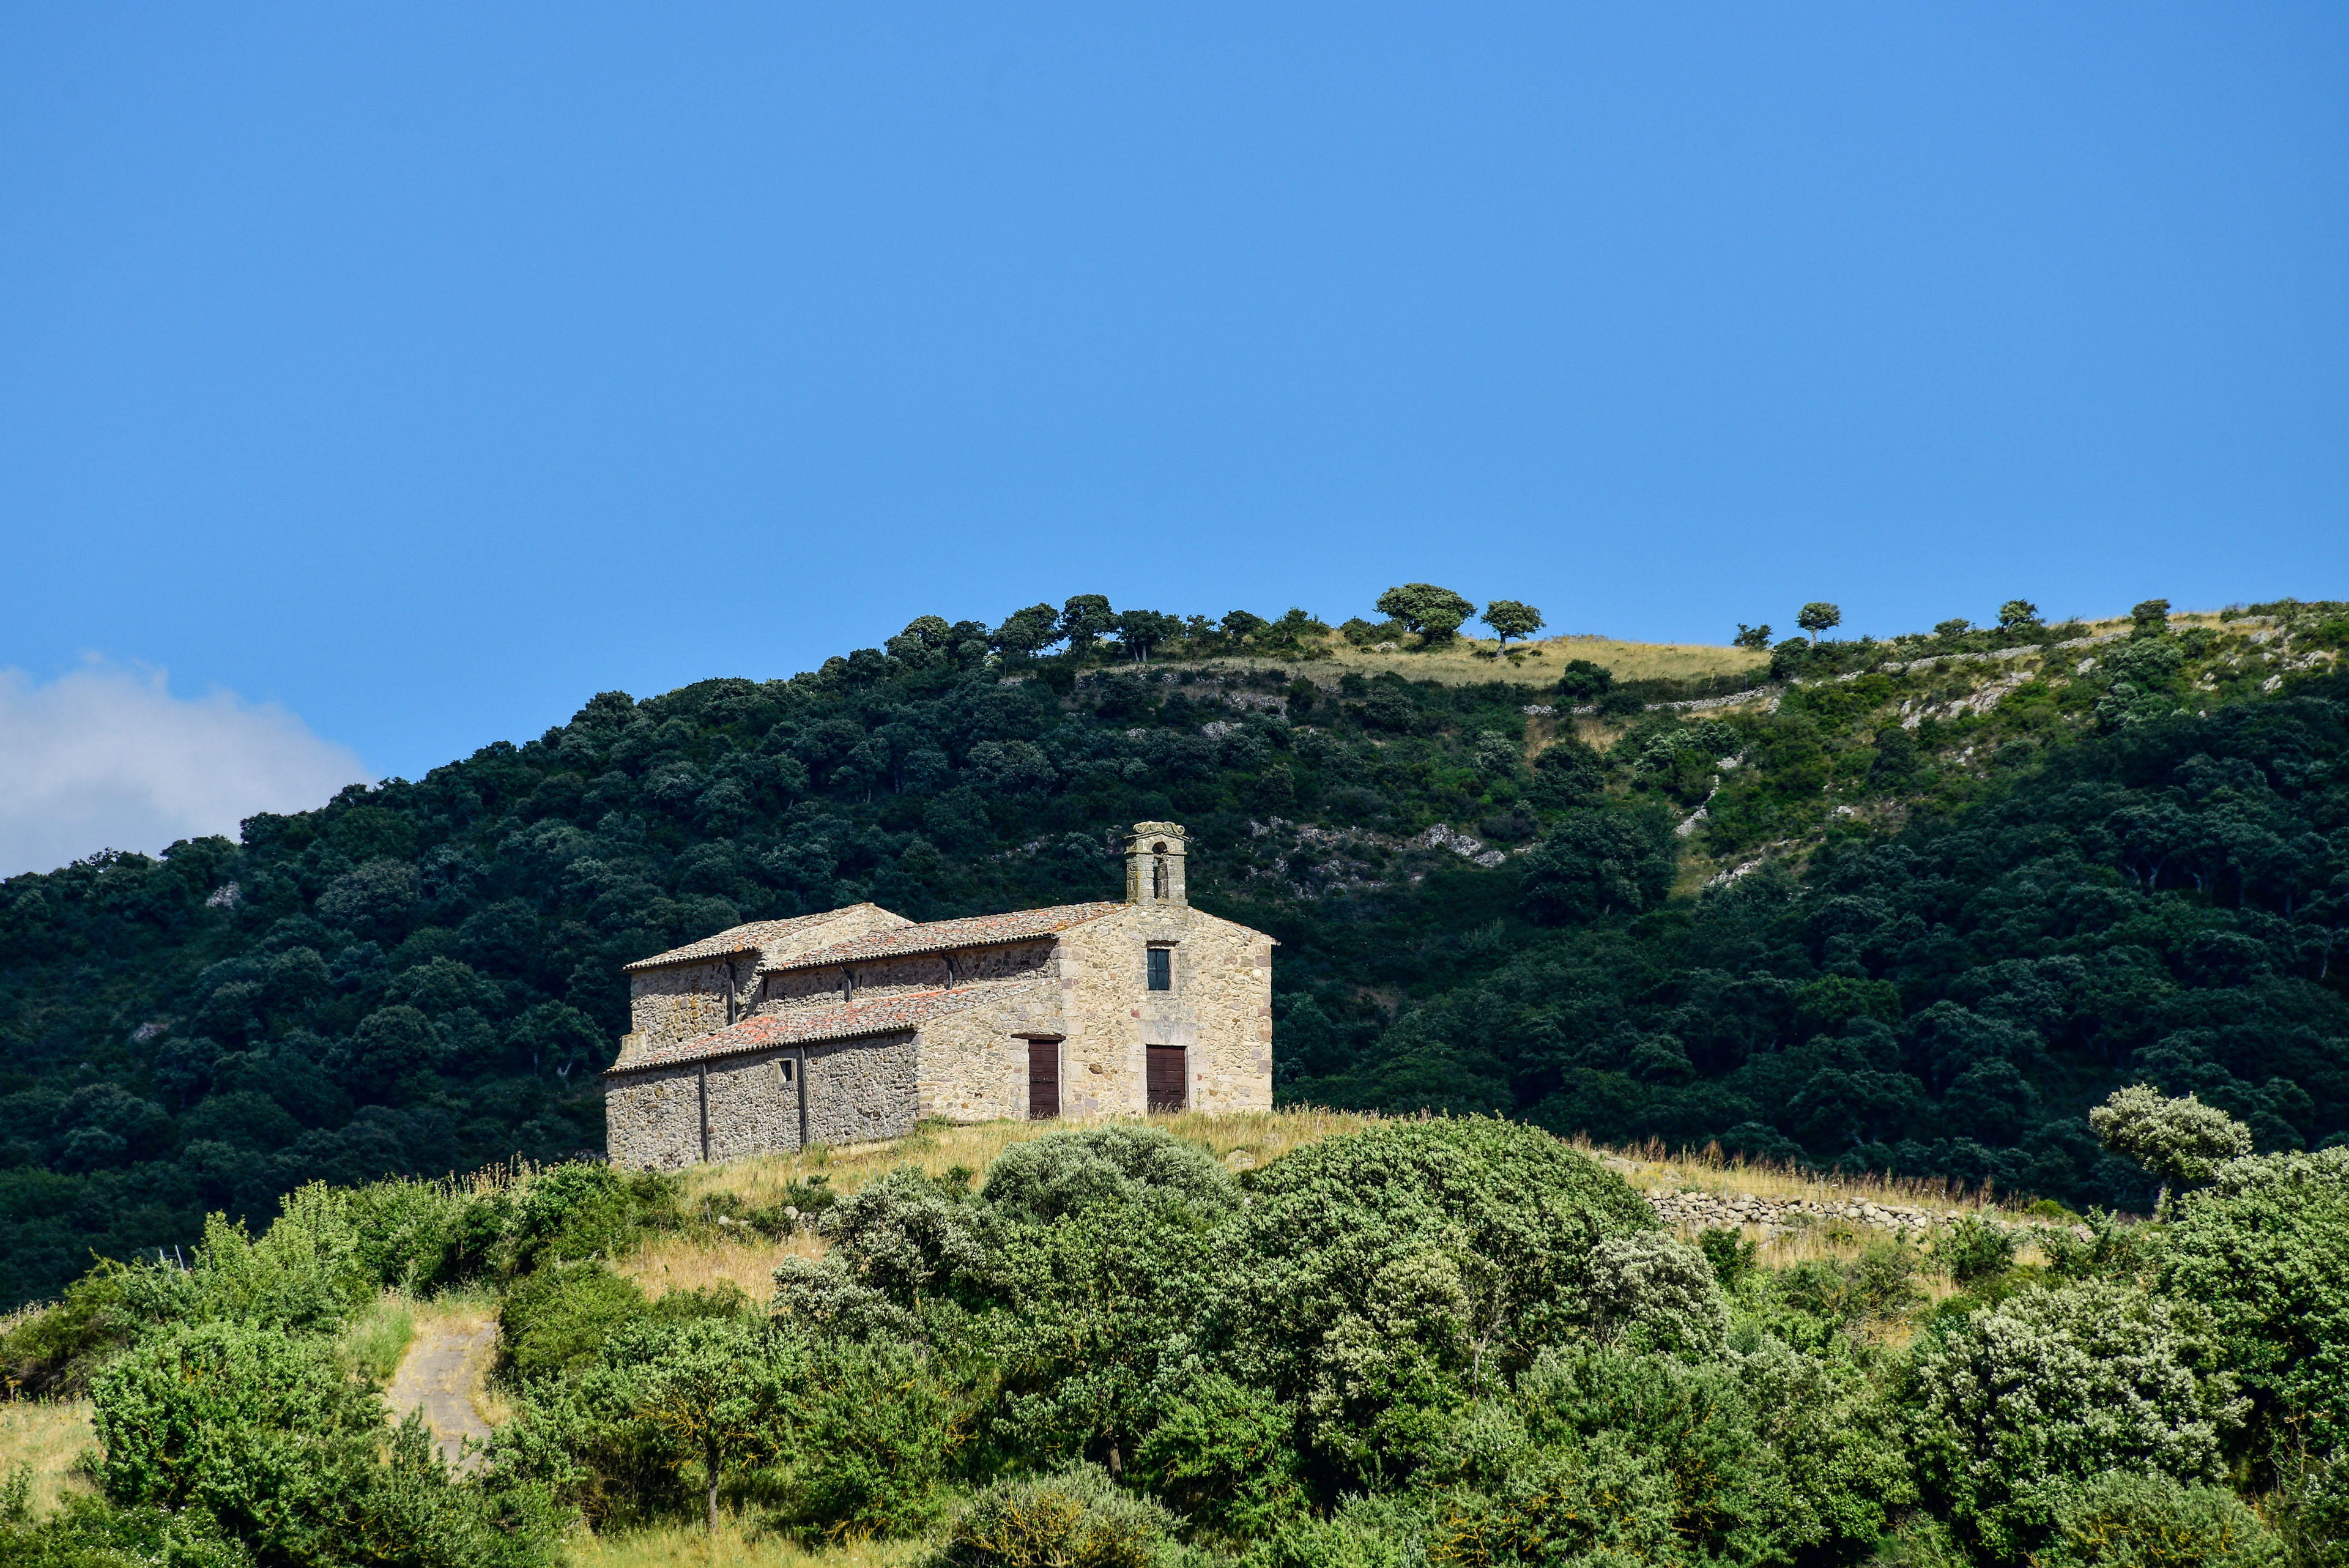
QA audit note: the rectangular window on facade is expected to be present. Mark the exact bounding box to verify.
[1146,946,1172,992]
[777,1058,795,1084]
[1147,1045,1187,1113]
[1028,1040,1060,1120]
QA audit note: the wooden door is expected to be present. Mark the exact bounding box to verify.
[1146,1046,1187,1113]
[1028,1040,1059,1120]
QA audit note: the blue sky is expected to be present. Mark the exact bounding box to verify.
[2,4,2345,871]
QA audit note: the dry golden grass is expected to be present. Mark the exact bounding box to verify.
[677,1107,1390,1216]
[1581,1136,2009,1218]
[667,1112,2030,1248]
[1205,632,1766,690]
[0,1399,95,1517]
[564,1520,929,1568]
[618,1230,826,1301]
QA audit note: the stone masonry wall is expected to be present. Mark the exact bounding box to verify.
[616,904,913,1068]
[913,981,1066,1121]
[804,1033,921,1144]
[1050,905,1273,1119]
[759,942,1053,1013]
[703,1048,801,1162]
[607,1030,924,1169]
[628,957,753,1053]
[605,1061,705,1172]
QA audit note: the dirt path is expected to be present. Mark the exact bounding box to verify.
[385,1313,497,1470]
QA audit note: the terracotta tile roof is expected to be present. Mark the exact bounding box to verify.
[606,989,992,1073]
[622,905,905,973]
[760,902,1124,975]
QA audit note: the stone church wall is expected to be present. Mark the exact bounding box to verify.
[759,941,1055,1014]
[912,979,1065,1121]
[1053,907,1274,1117]
[606,1061,706,1172]
[607,1030,924,1170]
[627,957,751,1052]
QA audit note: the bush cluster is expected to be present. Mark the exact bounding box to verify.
[14,1110,2346,1567]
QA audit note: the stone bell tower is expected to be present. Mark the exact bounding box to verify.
[1124,822,1187,908]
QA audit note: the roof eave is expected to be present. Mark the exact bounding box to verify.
[604,1017,919,1077]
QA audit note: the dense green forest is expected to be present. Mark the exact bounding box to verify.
[3,592,2347,1309]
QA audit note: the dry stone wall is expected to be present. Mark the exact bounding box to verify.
[1639,1184,2087,1241]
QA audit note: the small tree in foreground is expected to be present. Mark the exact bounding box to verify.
[626,1318,796,1533]
[1797,602,1842,643]
[1375,584,1475,644]
[1480,600,1546,648]
[2089,1084,2253,1213]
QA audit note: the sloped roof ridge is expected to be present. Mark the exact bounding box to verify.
[621,903,905,973]
[605,987,989,1073]
[762,900,1126,973]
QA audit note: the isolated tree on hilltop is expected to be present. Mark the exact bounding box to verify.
[993,604,1064,659]
[1115,609,1181,663]
[2132,598,2173,637]
[1375,584,1475,644]
[1733,623,1772,650]
[1797,602,1841,643]
[1059,595,1116,655]
[1480,600,1546,649]
[1999,598,2041,629]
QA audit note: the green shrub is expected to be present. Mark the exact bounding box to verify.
[1696,1227,1757,1289]
[2036,1470,2286,1567]
[499,1264,648,1383]
[1226,1120,1655,1488]
[1130,1373,1305,1541]
[0,1495,254,1568]
[1937,1217,2019,1287]
[88,1320,551,1568]
[981,1126,1236,1226]
[0,1261,145,1397]
[1241,1496,1427,1568]
[1904,1282,2245,1560]
[502,1164,662,1276]
[988,1198,1222,1474]
[2269,1444,2349,1568]
[1427,1430,1682,1567]
[1580,1233,1727,1359]
[770,1337,965,1542]
[2157,1146,2349,1453]
[173,1186,375,1332]
[818,1169,1000,1312]
[343,1178,511,1293]
[930,1465,1174,1568]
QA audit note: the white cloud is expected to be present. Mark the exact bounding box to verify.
[0,660,372,878]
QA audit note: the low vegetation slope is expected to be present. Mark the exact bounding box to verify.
[1,592,2346,1307]
[4,1101,2344,1568]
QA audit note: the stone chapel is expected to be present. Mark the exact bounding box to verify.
[602,823,1274,1170]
